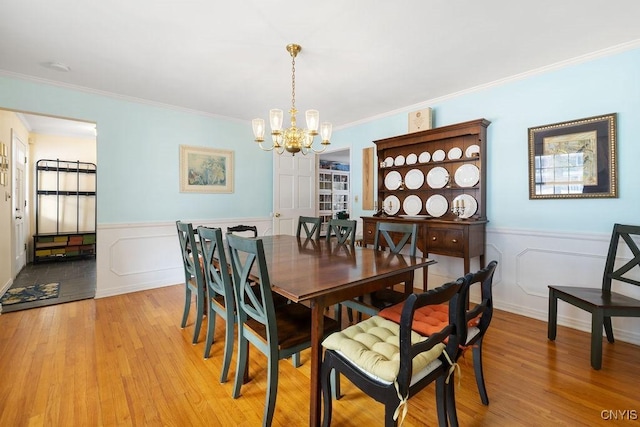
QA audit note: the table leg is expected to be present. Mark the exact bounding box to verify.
[309,301,325,427]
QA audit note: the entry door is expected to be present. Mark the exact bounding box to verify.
[12,131,27,275]
[272,152,316,235]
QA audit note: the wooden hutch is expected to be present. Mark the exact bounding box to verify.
[361,119,490,289]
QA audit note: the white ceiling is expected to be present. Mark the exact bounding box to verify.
[2,1,640,138]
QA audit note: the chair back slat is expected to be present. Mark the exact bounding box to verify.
[395,278,464,396]
[227,234,276,336]
[176,221,204,284]
[297,216,322,240]
[196,226,233,301]
[373,222,418,257]
[603,224,640,291]
[326,219,357,245]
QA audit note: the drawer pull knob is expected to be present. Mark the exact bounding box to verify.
[451,239,458,243]
[431,237,437,241]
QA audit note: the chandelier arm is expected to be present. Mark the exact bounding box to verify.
[258,141,276,152]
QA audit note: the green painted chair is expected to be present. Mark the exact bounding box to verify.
[226,234,340,427]
[176,220,205,344]
[340,221,418,324]
[296,215,322,240]
[197,226,235,382]
[325,218,357,245]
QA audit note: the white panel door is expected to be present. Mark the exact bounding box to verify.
[273,153,316,235]
[12,132,27,275]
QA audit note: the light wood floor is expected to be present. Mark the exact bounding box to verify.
[1,284,639,426]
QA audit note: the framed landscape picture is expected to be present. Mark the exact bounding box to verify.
[179,145,234,193]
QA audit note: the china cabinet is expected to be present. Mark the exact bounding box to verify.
[318,162,350,236]
[362,119,490,288]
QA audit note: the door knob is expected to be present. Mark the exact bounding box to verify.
[274,212,281,218]
[15,216,22,219]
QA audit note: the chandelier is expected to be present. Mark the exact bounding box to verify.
[252,44,332,155]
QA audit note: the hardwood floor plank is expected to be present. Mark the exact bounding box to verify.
[1,284,639,426]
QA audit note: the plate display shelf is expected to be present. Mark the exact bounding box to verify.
[363,119,490,288]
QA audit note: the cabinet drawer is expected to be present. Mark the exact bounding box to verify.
[427,228,465,255]
[363,221,376,245]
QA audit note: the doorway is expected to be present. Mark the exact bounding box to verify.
[0,109,97,312]
[318,148,351,236]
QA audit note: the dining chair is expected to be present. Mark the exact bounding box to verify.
[340,222,418,324]
[296,215,322,240]
[227,224,258,238]
[548,223,640,369]
[196,226,235,382]
[320,277,467,427]
[176,220,205,344]
[325,218,357,245]
[226,234,340,427]
[379,260,498,405]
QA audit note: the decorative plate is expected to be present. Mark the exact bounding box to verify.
[404,168,424,190]
[426,194,448,217]
[406,153,418,165]
[452,194,478,219]
[384,156,394,167]
[384,170,402,190]
[465,144,480,158]
[432,149,446,162]
[426,166,449,189]
[403,195,423,216]
[454,164,480,188]
[383,195,400,215]
[399,215,430,219]
[394,155,406,166]
[448,147,462,160]
[418,151,431,163]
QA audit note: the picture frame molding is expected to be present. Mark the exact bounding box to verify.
[528,113,617,199]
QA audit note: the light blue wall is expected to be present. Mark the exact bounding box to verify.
[330,47,640,234]
[0,77,273,223]
[2,46,639,232]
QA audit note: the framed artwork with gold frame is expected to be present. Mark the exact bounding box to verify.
[179,145,234,193]
[528,113,617,199]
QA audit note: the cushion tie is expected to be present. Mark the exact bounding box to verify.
[393,380,409,426]
[442,350,461,387]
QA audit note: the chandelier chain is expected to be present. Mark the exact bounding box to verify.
[291,54,296,111]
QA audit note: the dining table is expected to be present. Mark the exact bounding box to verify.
[254,234,436,426]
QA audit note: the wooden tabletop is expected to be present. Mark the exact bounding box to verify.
[255,235,436,426]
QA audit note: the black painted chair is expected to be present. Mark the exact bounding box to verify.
[548,223,640,369]
[320,277,467,427]
[227,224,258,238]
[176,220,205,344]
[296,216,322,240]
[196,226,235,382]
[380,261,498,405]
[227,234,340,426]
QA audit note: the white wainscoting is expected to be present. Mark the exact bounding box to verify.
[95,221,640,346]
[95,217,274,299]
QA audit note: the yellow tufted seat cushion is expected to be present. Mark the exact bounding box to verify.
[322,316,445,384]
